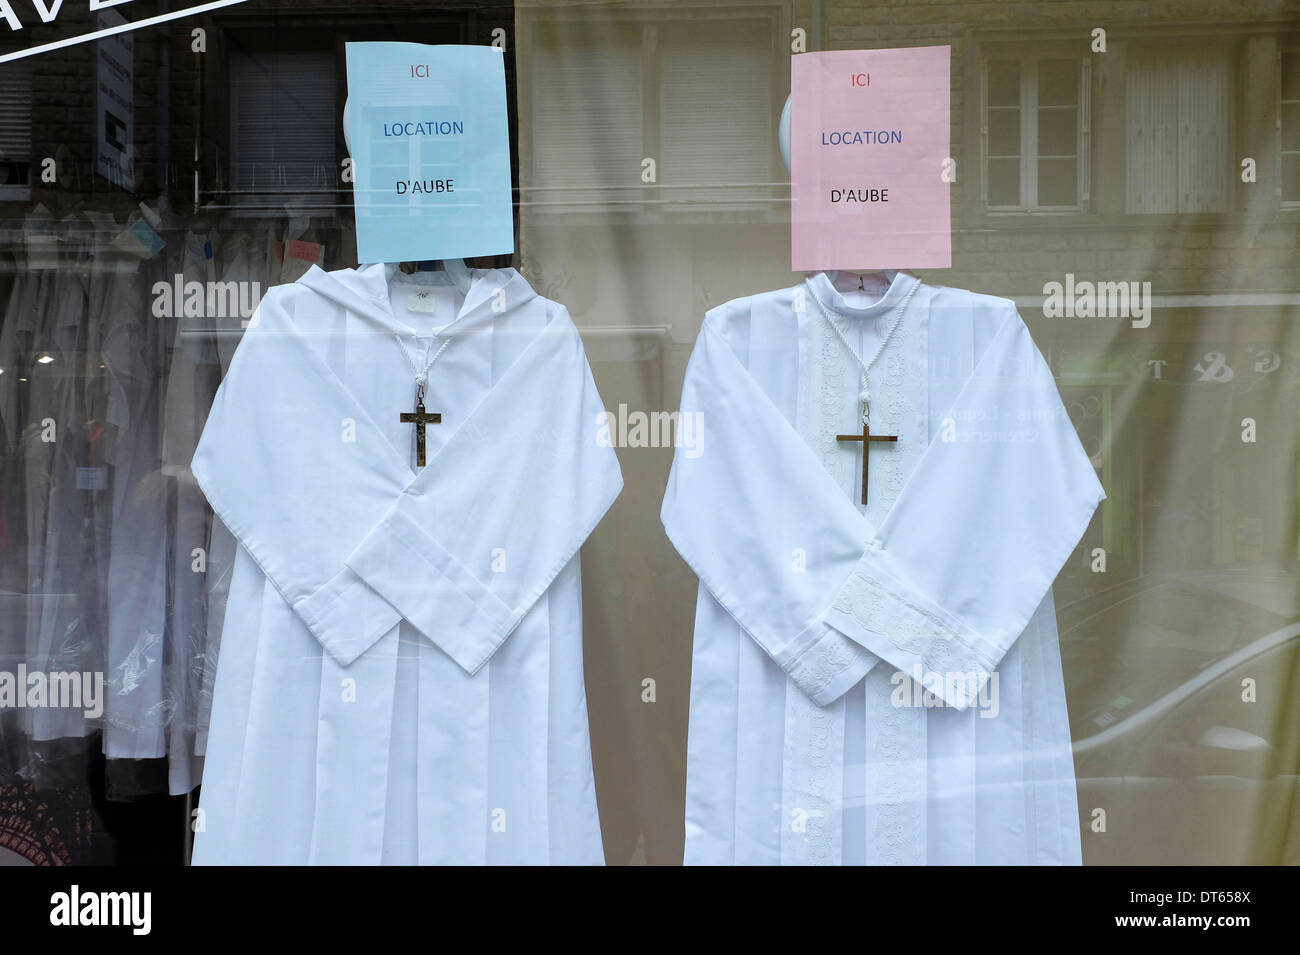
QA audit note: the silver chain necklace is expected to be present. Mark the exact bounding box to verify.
[809,274,921,425]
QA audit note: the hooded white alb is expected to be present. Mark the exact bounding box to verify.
[191,261,622,864]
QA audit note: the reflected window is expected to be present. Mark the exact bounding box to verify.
[1282,50,1300,207]
[982,54,1089,212]
[229,45,338,203]
[0,58,32,200]
[529,19,774,212]
[658,26,771,205]
[532,39,644,207]
[1125,48,1231,213]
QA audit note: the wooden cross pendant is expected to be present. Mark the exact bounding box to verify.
[400,396,441,467]
[836,420,897,505]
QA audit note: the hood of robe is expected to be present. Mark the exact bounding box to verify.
[297,261,539,337]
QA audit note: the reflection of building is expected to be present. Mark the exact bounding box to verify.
[518,2,1300,309]
[515,0,1300,574]
[0,1,516,865]
[199,2,513,214]
[0,58,32,201]
[0,2,514,215]
[0,0,1295,867]
[517,0,1300,866]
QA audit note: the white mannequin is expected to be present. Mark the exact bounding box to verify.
[778,93,792,175]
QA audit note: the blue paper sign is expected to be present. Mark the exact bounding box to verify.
[345,43,513,264]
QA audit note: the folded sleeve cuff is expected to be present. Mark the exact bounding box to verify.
[295,566,403,666]
[345,503,520,674]
[773,620,880,706]
[824,548,1000,711]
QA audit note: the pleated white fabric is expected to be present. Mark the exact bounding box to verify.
[664,271,1103,865]
[191,262,620,865]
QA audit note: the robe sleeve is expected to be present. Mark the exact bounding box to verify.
[661,317,885,706]
[192,292,622,673]
[662,299,1104,711]
[823,300,1105,709]
[338,309,623,673]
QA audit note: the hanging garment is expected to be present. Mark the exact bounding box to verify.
[662,271,1105,865]
[195,227,272,757]
[191,262,622,864]
[23,261,98,744]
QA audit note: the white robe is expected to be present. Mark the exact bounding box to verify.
[196,228,274,758]
[23,265,97,743]
[101,263,168,763]
[191,261,622,864]
[662,271,1105,865]
[104,232,218,794]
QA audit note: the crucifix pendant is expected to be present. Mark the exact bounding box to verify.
[400,384,441,467]
[836,407,897,505]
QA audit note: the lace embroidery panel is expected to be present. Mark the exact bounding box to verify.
[782,294,848,865]
[852,285,931,865]
[781,283,934,865]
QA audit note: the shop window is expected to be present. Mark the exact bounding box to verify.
[1125,49,1231,213]
[531,44,644,207]
[1281,50,1300,207]
[530,20,773,212]
[0,58,32,200]
[981,54,1090,212]
[659,38,770,205]
[229,46,337,202]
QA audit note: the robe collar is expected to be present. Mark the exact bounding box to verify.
[806,269,918,318]
[299,261,538,337]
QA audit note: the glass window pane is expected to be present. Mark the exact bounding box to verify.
[987,60,1020,107]
[1039,59,1080,107]
[1282,103,1300,151]
[988,157,1020,205]
[1283,153,1300,202]
[230,48,337,196]
[1282,52,1300,101]
[1038,107,1079,156]
[0,58,32,189]
[661,44,770,203]
[1038,157,1078,205]
[988,109,1020,155]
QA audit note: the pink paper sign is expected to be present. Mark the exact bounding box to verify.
[792,47,951,271]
